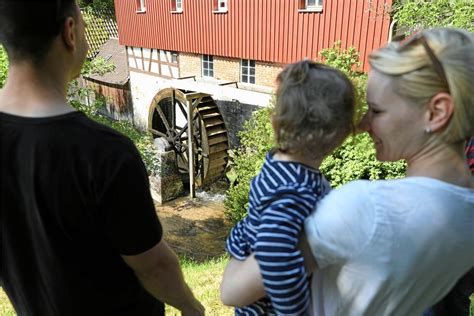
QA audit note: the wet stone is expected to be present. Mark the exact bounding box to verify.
[149,150,184,205]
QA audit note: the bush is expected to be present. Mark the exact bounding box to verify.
[393,0,474,33]
[224,107,274,223]
[224,44,406,224]
[0,46,8,88]
[320,133,406,187]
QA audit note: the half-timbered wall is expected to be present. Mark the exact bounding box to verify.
[127,46,180,79]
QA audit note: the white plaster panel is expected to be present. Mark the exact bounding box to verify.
[151,49,159,61]
[159,50,167,62]
[133,47,141,57]
[150,62,159,74]
[144,59,150,72]
[143,48,152,59]
[171,66,179,78]
[128,57,137,69]
[161,65,171,77]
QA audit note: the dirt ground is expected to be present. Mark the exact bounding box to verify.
[155,188,233,262]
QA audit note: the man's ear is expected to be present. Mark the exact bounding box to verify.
[425,92,454,133]
[61,16,77,52]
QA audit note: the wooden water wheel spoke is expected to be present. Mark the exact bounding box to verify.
[149,88,229,187]
[149,128,168,138]
[154,104,172,133]
[177,124,188,138]
[171,100,177,130]
[177,101,188,118]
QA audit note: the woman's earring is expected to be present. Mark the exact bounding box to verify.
[424,127,431,134]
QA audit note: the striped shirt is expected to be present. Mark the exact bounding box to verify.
[227,151,330,315]
[466,137,474,173]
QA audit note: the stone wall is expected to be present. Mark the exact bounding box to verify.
[256,61,283,87]
[179,52,282,88]
[214,56,240,82]
[179,53,201,78]
[216,100,260,148]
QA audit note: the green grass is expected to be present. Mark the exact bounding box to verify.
[0,288,15,316]
[470,294,474,316]
[165,256,233,315]
[1,263,473,315]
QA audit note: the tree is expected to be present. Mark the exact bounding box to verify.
[0,46,8,88]
[78,0,115,13]
[393,0,473,33]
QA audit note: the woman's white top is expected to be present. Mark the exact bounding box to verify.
[305,177,474,316]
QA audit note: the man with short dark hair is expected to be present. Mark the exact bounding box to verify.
[0,1,204,315]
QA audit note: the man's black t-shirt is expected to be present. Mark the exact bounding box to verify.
[0,111,164,315]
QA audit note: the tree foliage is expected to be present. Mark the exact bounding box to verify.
[78,0,115,12]
[393,0,473,33]
[0,46,8,88]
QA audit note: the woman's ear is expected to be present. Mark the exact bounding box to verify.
[425,92,454,133]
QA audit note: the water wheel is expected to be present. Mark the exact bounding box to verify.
[148,88,229,187]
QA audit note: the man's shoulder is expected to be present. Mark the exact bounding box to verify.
[71,113,138,155]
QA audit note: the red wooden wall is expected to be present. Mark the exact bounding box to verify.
[115,0,393,71]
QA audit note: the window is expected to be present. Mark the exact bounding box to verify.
[171,52,178,63]
[213,0,228,12]
[136,0,146,12]
[305,0,322,9]
[172,0,183,12]
[202,55,214,77]
[241,59,255,84]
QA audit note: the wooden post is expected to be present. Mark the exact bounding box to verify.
[187,98,195,198]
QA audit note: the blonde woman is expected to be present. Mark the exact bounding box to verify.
[220,28,474,316]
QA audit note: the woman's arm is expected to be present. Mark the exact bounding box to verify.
[220,254,265,307]
[220,234,318,307]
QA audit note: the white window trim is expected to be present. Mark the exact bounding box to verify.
[175,0,183,12]
[202,55,214,78]
[240,59,256,84]
[136,0,146,13]
[299,0,323,12]
[213,0,228,13]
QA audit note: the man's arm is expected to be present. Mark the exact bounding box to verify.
[122,240,205,316]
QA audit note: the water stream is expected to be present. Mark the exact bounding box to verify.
[155,182,233,262]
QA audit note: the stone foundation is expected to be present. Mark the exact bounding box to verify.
[149,151,184,205]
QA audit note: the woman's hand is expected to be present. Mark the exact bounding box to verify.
[220,254,266,307]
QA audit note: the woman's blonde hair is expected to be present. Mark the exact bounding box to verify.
[369,28,474,143]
